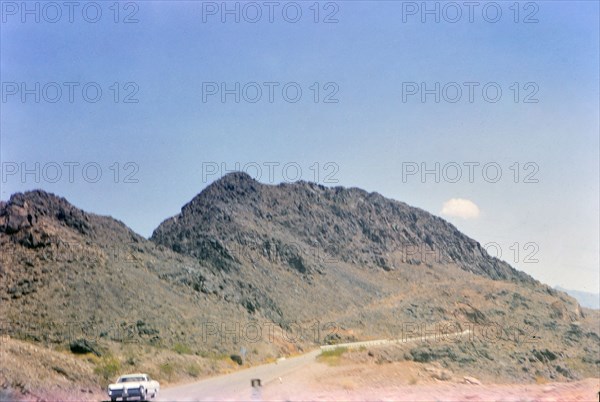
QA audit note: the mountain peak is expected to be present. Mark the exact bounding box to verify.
[153,177,535,285]
[203,171,260,195]
[0,189,140,248]
[6,189,69,209]
[218,171,256,183]
[0,190,82,236]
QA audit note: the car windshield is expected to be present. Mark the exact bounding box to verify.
[118,377,144,383]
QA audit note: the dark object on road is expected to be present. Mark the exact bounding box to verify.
[251,379,262,402]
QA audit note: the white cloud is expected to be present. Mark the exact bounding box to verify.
[441,198,480,220]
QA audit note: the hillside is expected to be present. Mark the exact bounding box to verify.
[152,172,533,283]
[0,190,285,399]
[0,190,249,349]
[151,173,599,381]
[0,175,598,399]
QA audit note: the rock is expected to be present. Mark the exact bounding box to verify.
[429,368,451,381]
[324,332,342,345]
[555,365,575,379]
[2,205,31,234]
[230,354,243,365]
[19,230,51,249]
[69,339,102,356]
[463,376,482,385]
[409,346,458,363]
[52,366,69,377]
[136,321,159,336]
[531,348,558,362]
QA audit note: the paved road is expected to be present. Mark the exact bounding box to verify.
[158,329,472,401]
[320,329,472,351]
[158,350,321,401]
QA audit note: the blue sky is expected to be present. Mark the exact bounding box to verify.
[1,1,598,293]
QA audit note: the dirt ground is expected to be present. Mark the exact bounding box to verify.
[259,360,600,401]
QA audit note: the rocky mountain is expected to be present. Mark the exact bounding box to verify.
[0,191,268,377]
[1,174,599,399]
[149,173,598,381]
[151,172,546,326]
[152,172,532,283]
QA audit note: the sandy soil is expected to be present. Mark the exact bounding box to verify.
[257,360,600,402]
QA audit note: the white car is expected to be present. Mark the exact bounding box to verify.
[107,373,159,401]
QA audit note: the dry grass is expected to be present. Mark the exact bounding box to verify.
[318,347,348,366]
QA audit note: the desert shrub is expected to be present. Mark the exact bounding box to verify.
[173,343,192,355]
[159,362,175,381]
[318,347,348,366]
[186,363,201,377]
[123,349,138,366]
[94,355,121,384]
[198,350,229,360]
[320,347,348,358]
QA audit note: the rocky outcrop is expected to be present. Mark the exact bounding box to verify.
[152,172,534,284]
[0,190,145,248]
